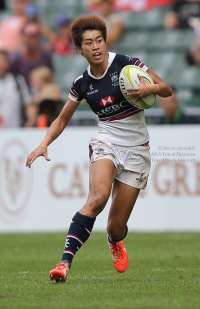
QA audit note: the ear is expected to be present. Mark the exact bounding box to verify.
[77,47,84,56]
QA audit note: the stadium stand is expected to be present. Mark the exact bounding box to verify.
[0,1,199,123]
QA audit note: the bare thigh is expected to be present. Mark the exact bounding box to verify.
[107,179,140,240]
[79,159,116,218]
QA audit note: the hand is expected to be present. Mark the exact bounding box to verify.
[26,146,51,168]
[126,74,150,102]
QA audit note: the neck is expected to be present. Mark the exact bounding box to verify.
[90,53,109,78]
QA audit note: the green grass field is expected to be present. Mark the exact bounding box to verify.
[0,232,199,309]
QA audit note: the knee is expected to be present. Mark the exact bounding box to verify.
[107,220,125,241]
[87,192,108,215]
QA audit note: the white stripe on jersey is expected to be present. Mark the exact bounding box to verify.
[74,75,83,83]
[69,93,80,103]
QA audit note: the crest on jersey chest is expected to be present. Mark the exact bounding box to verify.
[110,71,119,86]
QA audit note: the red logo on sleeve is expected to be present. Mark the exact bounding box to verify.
[99,96,115,106]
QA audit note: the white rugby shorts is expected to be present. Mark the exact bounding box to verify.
[89,138,151,190]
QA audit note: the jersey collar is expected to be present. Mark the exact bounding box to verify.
[87,52,116,80]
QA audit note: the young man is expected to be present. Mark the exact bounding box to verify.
[26,15,172,282]
[9,21,53,86]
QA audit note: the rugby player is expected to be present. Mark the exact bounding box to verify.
[26,15,172,282]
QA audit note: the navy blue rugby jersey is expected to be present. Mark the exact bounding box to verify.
[69,52,148,121]
[69,52,150,146]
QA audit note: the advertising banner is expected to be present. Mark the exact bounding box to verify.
[90,0,175,12]
[0,126,199,233]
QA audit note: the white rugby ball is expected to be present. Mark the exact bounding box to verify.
[119,65,156,109]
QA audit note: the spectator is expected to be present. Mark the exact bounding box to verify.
[29,66,53,106]
[0,0,30,51]
[187,43,200,66]
[186,18,200,66]
[36,83,63,127]
[164,0,200,30]
[158,89,199,124]
[98,0,123,47]
[0,49,36,128]
[9,21,53,86]
[54,15,76,55]
[24,4,56,50]
[0,0,6,10]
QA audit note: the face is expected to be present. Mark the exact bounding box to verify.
[159,92,178,117]
[30,77,47,92]
[99,0,113,17]
[12,0,29,16]
[78,30,107,65]
[23,23,40,50]
[0,54,9,78]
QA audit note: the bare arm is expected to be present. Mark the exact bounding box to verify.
[127,69,173,101]
[146,69,173,98]
[26,99,79,167]
[106,20,124,47]
[43,99,78,144]
[39,19,57,50]
[24,104,38,128]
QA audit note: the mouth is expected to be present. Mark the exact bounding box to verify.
[93,52,102,60]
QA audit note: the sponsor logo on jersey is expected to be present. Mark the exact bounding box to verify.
[99,96,115,106]
[87,84,98,95]
[97,100,142,121]
[97,100,130,116]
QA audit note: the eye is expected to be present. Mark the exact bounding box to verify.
[97,39,102,43]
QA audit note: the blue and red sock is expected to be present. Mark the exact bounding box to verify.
[61,212,96,267]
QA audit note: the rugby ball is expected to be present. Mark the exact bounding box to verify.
[119,65,156,109]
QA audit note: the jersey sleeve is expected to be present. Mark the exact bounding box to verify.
[121,54,148,72]
[68,75,84,103]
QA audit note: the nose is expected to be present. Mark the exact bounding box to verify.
[92,41,99,49]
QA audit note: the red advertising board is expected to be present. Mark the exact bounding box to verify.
[90,0,175,12]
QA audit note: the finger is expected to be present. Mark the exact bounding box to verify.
[43,149,51,162]
[127,91,139,96]
[26,154,34,167]
[126,87,137,91]
[29,154,38,166]
[128,93,140,98]
[45,155,51,161]
[137,74,145,84]
[127,87,140,93]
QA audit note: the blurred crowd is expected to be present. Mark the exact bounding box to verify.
[0,0,199,128]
